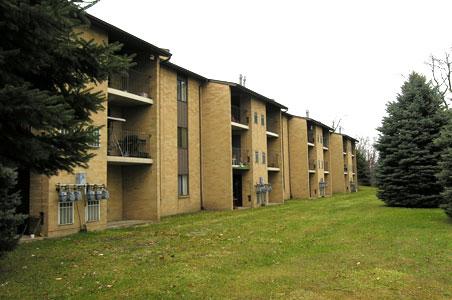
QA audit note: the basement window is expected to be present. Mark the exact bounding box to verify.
[86,200,100,222]
[58,202,74,225]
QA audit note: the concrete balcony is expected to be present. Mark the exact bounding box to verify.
[108,69,153,106]
[309,160,316,173]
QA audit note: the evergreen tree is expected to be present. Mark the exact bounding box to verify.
[435,111,452,218]
[0,0,131,255]
[375,72,448,207]
[356,149,371,186]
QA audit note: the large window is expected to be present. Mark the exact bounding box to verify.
[178,174,188,196]
[177,75,187,102]
[86,200,100,222]
[58,202,74,225]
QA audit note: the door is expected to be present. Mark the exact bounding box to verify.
[233,174,243,207]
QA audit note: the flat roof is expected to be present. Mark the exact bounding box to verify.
[161,61,208,82]
[208,79,288,110]
[87,14,172,58]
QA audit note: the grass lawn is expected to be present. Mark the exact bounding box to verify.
[1,187,451,299]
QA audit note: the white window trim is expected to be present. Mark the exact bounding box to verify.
[85,200,100,222]
[58,202,74,225]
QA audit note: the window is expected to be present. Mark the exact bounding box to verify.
[178,174,188,196]
[177,75,187,102]
[262,152,266,164]
[178,127,188,149]
[58,202,74,225]
[261,114,265,126]
[88,128,100,148]
[254,112,258,124]
[86,200,100,222]
[255,151,259,163]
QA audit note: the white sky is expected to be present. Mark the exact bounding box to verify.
[89,0,452,140]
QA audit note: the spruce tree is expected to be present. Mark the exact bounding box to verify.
[435,111,452,218]
[375,72,447,207]
[0,0,131,254]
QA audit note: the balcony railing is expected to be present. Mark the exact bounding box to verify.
[309,159,316,170]
[109,69,151,98]
[108,127,150,158]
[231,106,249,125]
[308,131,315,144]
[267,154,280,168]
[232,147,249,167]
[344,164,348,172]
[324,161,330,171]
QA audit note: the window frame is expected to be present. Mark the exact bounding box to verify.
[58,201,74,225]
[178,174,189,196]
[255,151,259,163]
[254,112,258,124]
[261,114,265,126]
[262,152,266,164]
[86,199,100,222]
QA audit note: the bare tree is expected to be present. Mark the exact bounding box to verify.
[427,52,452,108]
[356,136,378,186]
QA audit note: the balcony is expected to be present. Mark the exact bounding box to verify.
[232,147,249,170]
[308,131,315,146]
[266,118,279,138]
[107,127,152,165]
[324,161,330,173]
[309,159,316,173]
[267,154,280,171]
[344,164,348,174]
[108,69,153,106]
[231,106,249,130]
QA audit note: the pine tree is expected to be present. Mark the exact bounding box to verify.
[375,72,448,207]
[0,0,131,255]
[435,111,452,218]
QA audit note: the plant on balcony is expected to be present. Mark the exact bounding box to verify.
[0,0,132,254]
[375,73,448,208]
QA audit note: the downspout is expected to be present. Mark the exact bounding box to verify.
[287,116,292,199]
[198,82,204,210]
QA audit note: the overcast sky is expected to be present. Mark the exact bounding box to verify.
[89,0,452,140]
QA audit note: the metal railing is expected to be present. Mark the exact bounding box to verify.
[308,131,315,144]
[231,106,249,125]
[109,69,151,98]
[324,161,330,171]
[108,127,150,158]
[309,159,316,170]
[267,153,280,168]
[232,147,249,167]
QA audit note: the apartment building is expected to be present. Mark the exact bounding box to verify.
[330,133,358,193]
[287,116,333,199]
[201,80,288,210]
[26,15,358,237]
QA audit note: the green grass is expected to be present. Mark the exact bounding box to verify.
[1,187,451,299]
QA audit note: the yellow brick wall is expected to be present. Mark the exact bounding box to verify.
[330,133,346,193]
[106,165,123,222]
[159,66,202,217]
[201,83,233,210]
[281,115,291,200]
[288,117,309,199]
